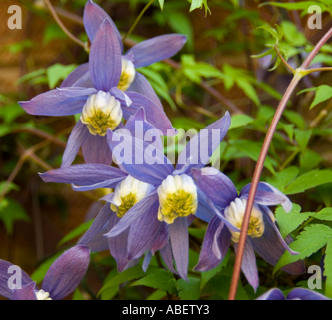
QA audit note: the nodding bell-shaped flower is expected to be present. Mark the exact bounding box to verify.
[157,174,197,224]
[111,175,154,218]
[80,91,123,136]
[224,198,264,243]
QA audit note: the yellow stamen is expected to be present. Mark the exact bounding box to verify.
[117,59,136,91]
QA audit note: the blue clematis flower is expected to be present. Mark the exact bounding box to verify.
[39,109,164,271]
[104,112,231,280]
[256,288,330,300]
[191,167,306,291]
[64,0,187,108]
[19,14,177,167]
[0,245,90,300]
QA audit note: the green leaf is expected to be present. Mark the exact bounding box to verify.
[57,219,93,247]
[274,224,332,273]
[275,204,310,238]
[131,269,177,293]
[72,288,84,300]
[0,198,30,234]
[294,129,312,151]
[229,114,254,130]
[324,239,332,298]
[284,169,332,195]
[46,63,77,89]
[189,0,210,14]
[266,166,299,192]
[176,276,201,300]
[310,85,332,109]
[157,0,164,10]
[310,207,332,221]
[98,265,147,295]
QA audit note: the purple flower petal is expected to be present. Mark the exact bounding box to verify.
[192,167,238,210]
[40,164,127,189]
[83,0,123,51]
[127,72,163,109]
[61,120,89,168]
[89,19,122,92]
[127,200,162,260]
[240,182,292,212]
[0,260,33,299]
[81,132,113,165]
[11,282,37,300]
[107,129,173,185]
[256,288,285,300]
[194,216,231,271]
[234,238,259,292]
[123,92,176,136]
[60,63,93,88]
[287,288,330,300]
[105,191,159,238]
[78,204,112,252]
[142,251,153,272]
[125,34,187,68]
[169,217,189,281]
[42,245,90,300]
[159,242,177,275]
[176,112,231,173]
[150,222,169,255]
[19,87,96,116]
[251,207,305,275]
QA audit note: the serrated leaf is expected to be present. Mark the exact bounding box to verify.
[310,207,332,221]
[274,224,332,273]
[131,269,176,293]
[284,169,332,195]
[310,85,332,109]
[275,204,310,238]
[266,166,299,192]
[229,114,253,130]
[176,276,201,300]
[324,239,332,298]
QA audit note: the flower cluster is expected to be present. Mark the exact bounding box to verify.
[1,0,314,300]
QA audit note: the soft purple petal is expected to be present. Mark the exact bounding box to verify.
[0,260,33,299]
[123,92,176,136]
[251,207,305,275]
[234,238,259,292]
[78,204,112,252]
[176,112,231,172]
[12,282,37,300]
[105,191,159,238]
[194,188,220,223]
[106,212,131,272]
[127,72,163,109]
[159,242,177,275]
[89,19,122,91]
[19,87,96,116]
[81,132,113,165]
[287,288,330,300]
[124,108,163,151]
[240,182,292,212]
[192,167,238,210]
[150,222,169,255]
[60,63,93,88]
[42,245,90,300]
[127,200,162,260]
[110,87,132,107]
[107,129,173,185]
[125,34,187,68]
[83,0,123,51]
[169,217,189,281]
[256,288,285,300]
[142,251,153,272]
[40,164,127,189]
[61,121,89,168]
[194,216,231,271]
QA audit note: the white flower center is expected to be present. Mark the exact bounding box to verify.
[36,289,52,300]
[80,90,123,136]
[224,198,265,243]
[157,174,197,224]
[117,59,136,91]
[111,175,153,218]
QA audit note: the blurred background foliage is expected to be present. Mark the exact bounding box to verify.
[1,0,332,300]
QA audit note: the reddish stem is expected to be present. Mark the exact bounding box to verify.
[228,27,332,300]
